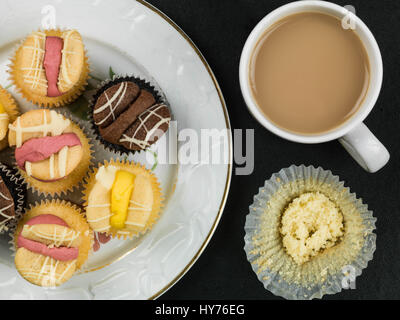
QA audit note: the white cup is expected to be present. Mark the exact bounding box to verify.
[239,0,389,173]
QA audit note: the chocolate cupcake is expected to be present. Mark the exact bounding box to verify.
[90,76,171,154]
[0,163,26,234]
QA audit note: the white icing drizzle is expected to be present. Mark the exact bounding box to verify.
[0,203,14,229]
[86,214,112,223]
[49,154,55,179]
[57,260,76,283]
[87,203,110,208]
[87,166,119,231]
[59,30,82,87]
[93,82,128,125]
[0,189,11,201]
[38,256,51,284]
[58,146,69,177]
[0,203,14,217]
[19,258,76,286]
[95,165,118,190]
[119,104,170,150]
[9,110,71,148]
[124,221,145,227]
[0,113,9,120]
[23,224,80,247]
[21,32,47,90]
[127,199,151,212]
[0,175,14,230]
[25,161,32,176]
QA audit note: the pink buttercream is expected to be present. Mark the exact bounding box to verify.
[25,214,69,227]
[17,214,79,261]
[44,36,63,97]
[17,236,79,261]
[15,133,82,171]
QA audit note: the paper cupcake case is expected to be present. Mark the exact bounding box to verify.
[8,28,90,108]
[244,165,376,300]
[12,116,95,198]
[0,163,26,234]
[87,74,169,156]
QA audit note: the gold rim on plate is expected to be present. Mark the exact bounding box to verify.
[137,0,233,300]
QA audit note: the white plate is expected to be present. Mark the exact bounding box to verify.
[0,0,232,299]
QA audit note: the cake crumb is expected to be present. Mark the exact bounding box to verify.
[280,192,344,265]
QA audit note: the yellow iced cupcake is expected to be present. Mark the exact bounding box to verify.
[83,159,163,239]
[9,29,89,107]
[0,86,19,150]
[13,199,92,287]
[8,109,93,196]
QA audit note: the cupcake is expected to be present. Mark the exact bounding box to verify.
[9,29,89,107]
[0,86,20,151]
[13,200,92,287]
[0,163,26,234]
[83,159,163,239]
[8,109,93,196]
[90,76,171,154]
[244,165,376,300]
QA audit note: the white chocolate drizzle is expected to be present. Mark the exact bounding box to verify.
[58,146,69,178]
[22,224,81,248]
[86,214,112,223]
[49,154,55,179]
[58,30,82,88]
[0,177,14,231]
[19,256,76,287]
[93,82,128,125]
[95,165,118,190]
[119,104,170,150]
[21,32,47,90]
[9,110,71,148]
[25,161,32,176]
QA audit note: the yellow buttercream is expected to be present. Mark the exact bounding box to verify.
[0,101,5,113]
[110,170,135,229]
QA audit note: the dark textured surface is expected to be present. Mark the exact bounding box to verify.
[145,0,400,300]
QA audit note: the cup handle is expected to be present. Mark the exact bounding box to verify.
[338,122,389,173]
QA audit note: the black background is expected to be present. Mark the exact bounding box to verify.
[145,0,400,300]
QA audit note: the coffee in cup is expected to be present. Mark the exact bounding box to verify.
[249,11,370,135]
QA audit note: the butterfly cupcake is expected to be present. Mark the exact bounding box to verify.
[83,159,163,239]
[8,109,93,196]
[13,200,92,287]
[9,29,89,107]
